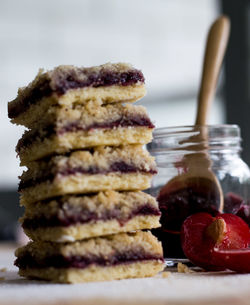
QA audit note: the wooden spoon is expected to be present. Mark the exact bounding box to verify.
[196,16,230,126]
[158,16,230,214]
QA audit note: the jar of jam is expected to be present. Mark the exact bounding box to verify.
[147,125,250,258]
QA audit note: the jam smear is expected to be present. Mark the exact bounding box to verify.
[15,251,163,269]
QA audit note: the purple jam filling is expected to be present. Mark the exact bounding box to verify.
[236,205,250,225]
[16,115,154,153]
[224,192,250,226]
[15,251,163,269]
[18,162,157,191]
[224,192,245,213]
[56,70,145,94]
[58,116,155,135]
[22,203,161,229]
[157,187,220,232]
[8,69,144,119]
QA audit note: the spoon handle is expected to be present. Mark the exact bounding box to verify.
[195,16,230,126]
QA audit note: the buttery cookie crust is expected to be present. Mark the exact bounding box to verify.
[8,63,146,127]
[15,231,164,283]
[21,191,161,242]
[19,145,157,204]
[16,103,154,165]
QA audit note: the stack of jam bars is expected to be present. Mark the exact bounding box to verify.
[8,63,164,283]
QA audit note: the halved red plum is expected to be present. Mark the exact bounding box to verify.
[212,248,250,273]
[181,212,250,271]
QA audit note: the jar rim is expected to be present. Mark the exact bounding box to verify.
[153,124,240,138]
[148,124,242,154]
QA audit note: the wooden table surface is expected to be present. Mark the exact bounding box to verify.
[1,243,250,305]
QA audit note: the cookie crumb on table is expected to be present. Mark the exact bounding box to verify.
[161,271,171,278]
[177,262,195,273]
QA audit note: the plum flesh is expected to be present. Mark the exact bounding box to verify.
[181,212,250,271]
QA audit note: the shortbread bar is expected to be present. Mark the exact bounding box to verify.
[19,145,157,205]
[15,231,164,283]
[21,191,161,242]
[16,102,154,165]
[8,63,146,128]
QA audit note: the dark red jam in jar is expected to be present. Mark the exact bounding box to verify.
[147,125,250,258]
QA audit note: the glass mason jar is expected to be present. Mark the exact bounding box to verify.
[147,125,250,259]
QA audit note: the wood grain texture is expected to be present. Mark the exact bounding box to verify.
[196,16,230,126]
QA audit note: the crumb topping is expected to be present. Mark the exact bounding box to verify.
[177,262,195,273]
[19,145,157,190]
[15,231,163,258]
[22,191,158,218]
[8,63,145,119]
